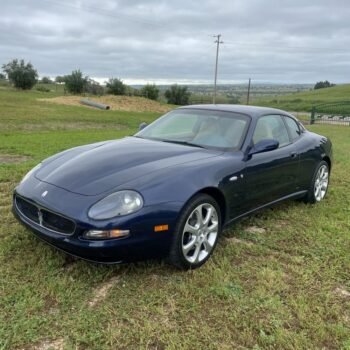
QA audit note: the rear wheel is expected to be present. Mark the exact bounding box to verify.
[167,194,221,270]
[304,161,329,204]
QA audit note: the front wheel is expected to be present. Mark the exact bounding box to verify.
[167,194,221,270]
[304,161,330,204]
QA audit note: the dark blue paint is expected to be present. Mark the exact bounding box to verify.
[13,105,333,263]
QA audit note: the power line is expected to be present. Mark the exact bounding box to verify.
[213,34,223,104]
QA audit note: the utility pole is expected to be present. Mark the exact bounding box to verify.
[213,34,223,104]
[246,78,251,105]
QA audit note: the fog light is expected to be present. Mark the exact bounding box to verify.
[84,229,130,239]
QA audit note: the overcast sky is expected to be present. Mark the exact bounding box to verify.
[1,0,350,84]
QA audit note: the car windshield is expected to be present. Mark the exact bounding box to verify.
[135,109,250,149]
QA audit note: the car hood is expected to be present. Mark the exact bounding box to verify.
[35,137,221,196]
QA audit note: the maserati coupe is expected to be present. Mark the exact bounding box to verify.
[13,105,332,269]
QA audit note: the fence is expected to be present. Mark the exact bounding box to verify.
[310,102,350,126]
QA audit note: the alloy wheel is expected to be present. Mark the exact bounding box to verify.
[314,164,329,201]
[181,203,219,264]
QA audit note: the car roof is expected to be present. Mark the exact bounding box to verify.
[178,104,295,119]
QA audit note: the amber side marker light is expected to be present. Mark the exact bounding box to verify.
[154,224,169,232]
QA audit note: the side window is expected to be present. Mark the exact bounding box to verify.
[284,116,301,141]
[253,115,290,148]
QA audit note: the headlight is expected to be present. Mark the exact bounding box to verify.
[20,163,42,184]
[88,190,143,220]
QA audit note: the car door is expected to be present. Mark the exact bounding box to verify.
[241,114,299,212]
[283,115,314,191]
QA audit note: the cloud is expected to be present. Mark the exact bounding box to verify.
[0,0,349,83]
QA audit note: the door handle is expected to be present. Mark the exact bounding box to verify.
[290,152,298,158]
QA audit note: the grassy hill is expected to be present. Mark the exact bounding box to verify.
[257,84,350,112]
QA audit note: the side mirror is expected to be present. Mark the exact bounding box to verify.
[139,122,147,131]
[249,139,279,156]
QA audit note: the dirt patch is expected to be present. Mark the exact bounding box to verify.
[244,226,266,234]
[0,154,32,164]
[225,237,255,246]
[88,276,120,307]
[273,220,290,229]
[38,95,173,113]
[334,287,350,298]
[17,338,64,350]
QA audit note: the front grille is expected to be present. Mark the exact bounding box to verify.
[15,195,76,235]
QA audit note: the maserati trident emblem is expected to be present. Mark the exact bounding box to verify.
[41,190,48,198]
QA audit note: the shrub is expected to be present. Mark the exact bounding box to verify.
[141,84,159,100]
[64,70,88,94]
[314,81,336,90]
[2,59,38,90]
[165,84,191,105]
[41,76,52,84]
[106,78,126,95]
[36,86,51,92]
[0,73,6,80]
[55,76,65,84]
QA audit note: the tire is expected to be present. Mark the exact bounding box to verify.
[304,160,330,204]
[167,193,222,270]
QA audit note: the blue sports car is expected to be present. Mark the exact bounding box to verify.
[13,105,332,269]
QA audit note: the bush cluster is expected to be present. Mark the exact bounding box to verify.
[164,84,191,105]
[1,58,191,105]
[2,59,38,90]
[314,81,336,90]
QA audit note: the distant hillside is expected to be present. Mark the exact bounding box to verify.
[257,84,350,111]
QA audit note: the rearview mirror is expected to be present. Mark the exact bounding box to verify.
[249,139,279,156]
[139,122,147,131]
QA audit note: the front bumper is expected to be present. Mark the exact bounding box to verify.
[13,190,183,263]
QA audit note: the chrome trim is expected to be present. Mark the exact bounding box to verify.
[38,210,43,226]
[15,195,76,236]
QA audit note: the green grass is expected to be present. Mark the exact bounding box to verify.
[1,89,350,349]
[257,84,350,112]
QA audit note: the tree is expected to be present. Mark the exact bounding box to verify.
[55,75,65,84]
[106,78,126,95]
[64,70,88,94]
[0,73,6,80]
[314,81,336,90]
[41,76,52,84]
[2,59,38,90]
[141,84,159,100]
[165,84,191,105]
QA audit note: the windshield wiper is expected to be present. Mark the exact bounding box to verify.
[160,140,205,149]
